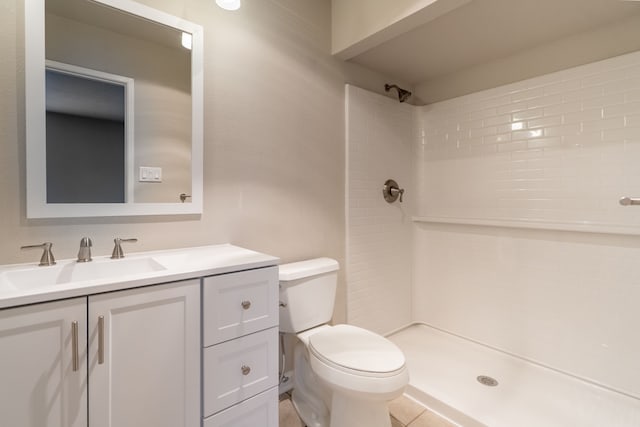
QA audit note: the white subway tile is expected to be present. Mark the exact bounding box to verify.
[602,78,637,95]
[603,101,640,118]
[527,137,563,149]
[562,86,603,103]
[543,79,580,95]
[483,114,512,127]
[497,141,527,152]
[582,117,625,133]
[544,124,580,138]
[626,89,640,102]
[563,108,603,124]
[544,101,581,117]
[483,133,512,144]
[527,115,563,129]
[483,94,514,108]
[602,128,626,142]
[513,129,544,140]
[416,52,640,247]
[581,67,628,87]
[564,131,602,147]
[469,126,498,138]
[468,108,498,120]
[511,87,545,102]
[498,122,526,133]
[497,101,529,115]
[625,113,640,127]
[513,108,544,121]
[582,93,625,110]
[527,93,564,109]
[459,119,484,130]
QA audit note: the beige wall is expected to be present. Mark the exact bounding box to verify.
[1,0,398,323]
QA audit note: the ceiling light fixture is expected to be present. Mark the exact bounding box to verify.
[215,0,241,11]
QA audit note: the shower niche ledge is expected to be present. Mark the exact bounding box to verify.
[412,216,640,236]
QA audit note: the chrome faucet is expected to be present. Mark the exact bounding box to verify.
[77,237,93,262]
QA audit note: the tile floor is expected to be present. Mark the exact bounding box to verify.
[279,393,458,427]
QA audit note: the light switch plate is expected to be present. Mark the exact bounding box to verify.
[139,166,162,182]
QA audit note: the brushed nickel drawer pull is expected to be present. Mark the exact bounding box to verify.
[241,300,251,310]
[71,321,79,372]
[241,365,251,376]
[98,315,105,365]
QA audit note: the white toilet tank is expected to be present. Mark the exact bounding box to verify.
[279,258,339,333]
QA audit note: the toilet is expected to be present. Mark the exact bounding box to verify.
[279,258,409,427]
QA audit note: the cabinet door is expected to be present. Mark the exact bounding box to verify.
[88,280,200,427]
[0,297,87,427]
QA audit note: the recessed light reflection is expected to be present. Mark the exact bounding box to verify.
[181,32,192,50]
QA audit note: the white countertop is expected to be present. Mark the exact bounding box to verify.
[0,244,279,309]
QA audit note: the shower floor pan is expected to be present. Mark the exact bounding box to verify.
[388,323,640,427]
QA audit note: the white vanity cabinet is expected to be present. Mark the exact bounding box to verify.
[0,297,88,427]
[202,267,280,427]
[0,279,200,427]
[0,244,280,427]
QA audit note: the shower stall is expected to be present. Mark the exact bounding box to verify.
[345,50,640,426]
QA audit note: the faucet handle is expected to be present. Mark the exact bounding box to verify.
[77,237,93,263]
[21,242,56,266]
[111,238,138,259]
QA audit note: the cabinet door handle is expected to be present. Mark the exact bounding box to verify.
[71,321,79,372]
[241,300,251,310]
[98,315,105,365]
[241,365,251,376]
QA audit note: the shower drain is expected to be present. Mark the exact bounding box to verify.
[477,375,499,387]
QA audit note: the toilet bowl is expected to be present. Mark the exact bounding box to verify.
[279,258,409,427]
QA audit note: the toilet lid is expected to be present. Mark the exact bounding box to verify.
[308,324,405,374]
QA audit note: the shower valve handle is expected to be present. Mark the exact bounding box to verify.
[390,187,404,203]
[383,179,405,203]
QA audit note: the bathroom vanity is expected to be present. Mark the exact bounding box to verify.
[0,244,279,427]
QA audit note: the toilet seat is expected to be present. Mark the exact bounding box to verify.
[308,324,406,377]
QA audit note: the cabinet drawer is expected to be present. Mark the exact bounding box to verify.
[203,327,278,416]
[203,266,278,346]
[203,387,278,427]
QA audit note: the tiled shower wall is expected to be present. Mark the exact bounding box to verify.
[417,51,640,233]
[414,52,640,397]
[345,85,414,334]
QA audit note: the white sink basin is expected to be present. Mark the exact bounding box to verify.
[2,257,167,290]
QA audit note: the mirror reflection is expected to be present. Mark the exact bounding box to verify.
[43,0,194,205]
[46,63,129,203]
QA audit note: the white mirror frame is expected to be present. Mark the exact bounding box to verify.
[25,0,204,218]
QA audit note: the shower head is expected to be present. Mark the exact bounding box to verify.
[384,84,412,103]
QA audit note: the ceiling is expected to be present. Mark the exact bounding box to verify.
[349,0,640,87]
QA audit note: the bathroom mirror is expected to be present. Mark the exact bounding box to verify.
[25,0,203,217]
